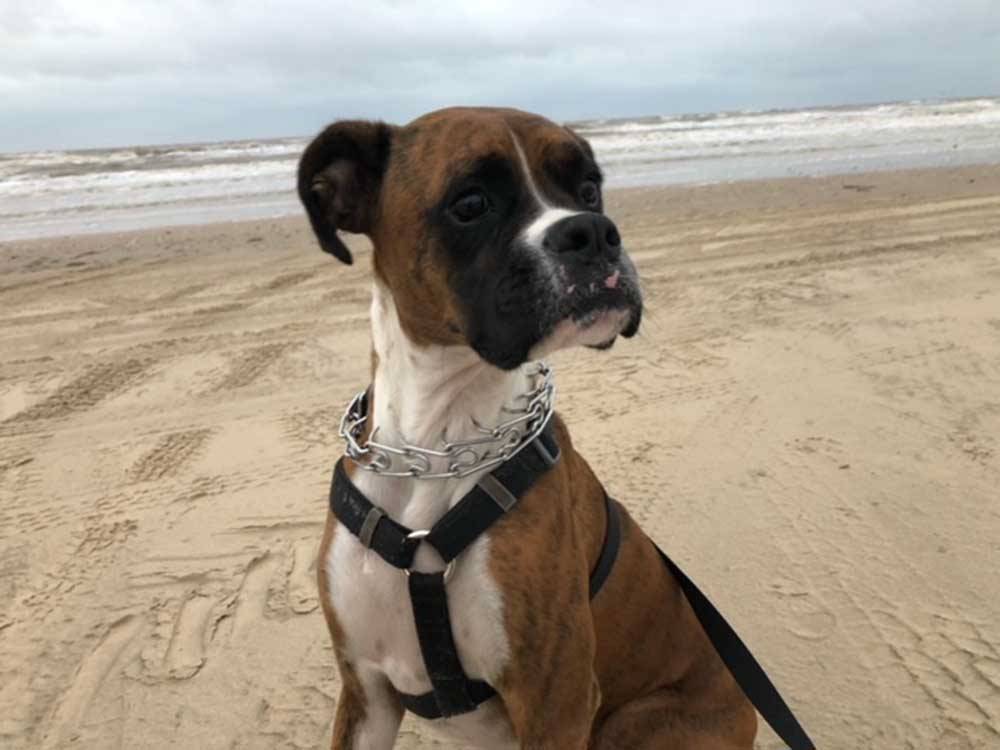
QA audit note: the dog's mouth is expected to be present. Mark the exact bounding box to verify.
[566,266,641,332]
[466,242,643,369]
[529,265,642,358]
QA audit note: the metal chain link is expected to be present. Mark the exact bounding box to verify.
[339,363,555,479]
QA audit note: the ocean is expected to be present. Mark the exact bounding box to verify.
[2,97,999,242]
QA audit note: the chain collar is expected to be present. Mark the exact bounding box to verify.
[339,363,555,479]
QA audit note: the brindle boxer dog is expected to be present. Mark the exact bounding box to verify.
[300,108,757,749]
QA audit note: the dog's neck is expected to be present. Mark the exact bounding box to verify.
[359,282,536,529]
[369,282,535,448]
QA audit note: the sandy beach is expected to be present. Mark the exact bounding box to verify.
[2,164,999,749]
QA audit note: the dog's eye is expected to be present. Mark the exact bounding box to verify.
[579,180,601,208]
[449,190,490,223]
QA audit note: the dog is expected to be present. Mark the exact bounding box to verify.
[298,107,762,749]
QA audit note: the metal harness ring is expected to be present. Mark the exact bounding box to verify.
[404,529,456,582]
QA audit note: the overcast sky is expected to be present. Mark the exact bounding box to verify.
[1,0,998,152]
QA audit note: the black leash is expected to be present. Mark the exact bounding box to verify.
[656,544,816,750]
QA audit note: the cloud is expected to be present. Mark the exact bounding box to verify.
[1,0,998,150]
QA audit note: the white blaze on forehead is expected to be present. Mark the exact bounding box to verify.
[509,128,580,249]
[509,129,545,207]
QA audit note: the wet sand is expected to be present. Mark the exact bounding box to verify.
[2,165,999,749]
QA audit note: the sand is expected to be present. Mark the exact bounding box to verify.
[1,165,999,749]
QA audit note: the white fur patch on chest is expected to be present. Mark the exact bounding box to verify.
[322,281,538,747]
[324,507,517,747]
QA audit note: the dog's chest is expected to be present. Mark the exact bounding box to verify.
[324,479,517,747]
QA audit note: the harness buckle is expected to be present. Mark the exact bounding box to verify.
[531,432,558,468]
[404,529,456,582]
[358,506,384,549]
[477,473,518,512]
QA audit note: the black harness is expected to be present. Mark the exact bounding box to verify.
[329,417,814,750]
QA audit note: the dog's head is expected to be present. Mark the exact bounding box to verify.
[298,107,642,370]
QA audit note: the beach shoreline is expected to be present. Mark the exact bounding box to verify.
[2,163,999,749]
[4,162,1000,273]
[4,96,1000,243]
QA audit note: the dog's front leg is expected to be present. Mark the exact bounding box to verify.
[501,663,600,750]
[329,662,403,750]
[496,608,600,750]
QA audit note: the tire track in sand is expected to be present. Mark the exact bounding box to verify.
[282,404,340,450]
[2,359,152,427]
[211,343,291,391]
[130,428,215,482]
[153,282,211,305]
[761,473,1000,745]
[259,270,317,293]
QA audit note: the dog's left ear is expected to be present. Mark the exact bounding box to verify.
[297,120,396,265]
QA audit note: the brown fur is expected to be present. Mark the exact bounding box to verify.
[488,418,757,748]
[306,107,757,749]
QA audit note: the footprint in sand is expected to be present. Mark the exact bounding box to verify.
[165,593,217,679]
[163,550,285,680]
[42,616,144,750]
[768,576,838,641]
[287,539,319,614]
[43,543,313,746]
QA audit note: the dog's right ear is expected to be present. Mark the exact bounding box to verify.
[297,120,395,265]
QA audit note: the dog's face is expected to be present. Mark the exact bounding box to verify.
[299,107,642,370]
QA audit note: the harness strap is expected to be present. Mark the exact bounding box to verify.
[589,494,621,598]
[656,546,816,750]
[330,428,812,746]
[426,429,559,563]
[399,678,497,719]
[330,459,420,569]
[407,570,488,717]
[330,420,565,719]
[330,424,560,571]
[399,490,623,719]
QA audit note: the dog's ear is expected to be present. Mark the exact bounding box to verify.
[297,120,396,264]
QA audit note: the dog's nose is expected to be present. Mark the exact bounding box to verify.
[544,213,622,262]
